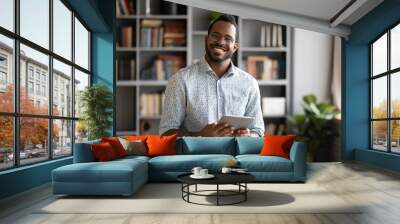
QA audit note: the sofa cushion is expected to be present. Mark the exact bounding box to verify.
[118,138,147,156]
[124,135,148,142]
[148,154,235,172]
[236,155,293,172]
[101,137,127,158]
[236,137,263,155]
[178,137,235,155]
[52,158,147,183]
[91,142,118,161]
[146,134,178,157]
[260,135,296,159]
[115,155,150,163]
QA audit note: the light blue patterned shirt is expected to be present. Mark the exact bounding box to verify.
[159,58,265,136]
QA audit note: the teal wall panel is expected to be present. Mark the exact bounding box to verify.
[355,149,400,172]
[0,158,72,199]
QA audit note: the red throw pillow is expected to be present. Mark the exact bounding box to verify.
[124,135,148,142]
[101,137,127,158]
[260,135,296,159]
[91,142,117,161]
[146,134,177,157]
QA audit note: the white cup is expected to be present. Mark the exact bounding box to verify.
[191,167,202,176]
[221,167,232,174]
[200,169,208,176]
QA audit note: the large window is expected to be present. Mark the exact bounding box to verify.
[370,22,400,153]
[0,0,91,171]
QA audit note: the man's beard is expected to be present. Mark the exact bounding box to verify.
[205,43,233,63]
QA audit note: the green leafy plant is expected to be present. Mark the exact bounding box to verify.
[208,12,223,22]
[79,84,113,140]
[287,94,339,161]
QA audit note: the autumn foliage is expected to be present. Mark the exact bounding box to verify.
[372,99,400,141]
[0,84,59,150]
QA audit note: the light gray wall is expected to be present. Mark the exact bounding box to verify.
[292,28,333,114]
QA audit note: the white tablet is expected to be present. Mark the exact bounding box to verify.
[218,115,254,129]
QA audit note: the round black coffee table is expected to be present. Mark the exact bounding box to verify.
[177,173,255,206]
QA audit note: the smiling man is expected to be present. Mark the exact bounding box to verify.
[159,14,264,137]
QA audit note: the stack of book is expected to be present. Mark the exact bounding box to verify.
[140,92,166,116]
[119,26,135,47]
[117,59,136,80]
[260,24,284,47]
[116,0,135,16]
[262,97,286,116]
[265,123,286,135]
[141,19,163,47]
[244,56,279,80]
[163,21,186,47]
[140,54,185,80]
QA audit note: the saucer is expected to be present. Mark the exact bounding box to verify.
[190,174,215,179]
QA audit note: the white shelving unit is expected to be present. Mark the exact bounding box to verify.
[116,0,292,136]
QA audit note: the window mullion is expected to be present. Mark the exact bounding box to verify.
[13,0,20,167]
[49,0,53,160]
[71,10,76,155]
[388,29,391,152]
[370,45,373,149]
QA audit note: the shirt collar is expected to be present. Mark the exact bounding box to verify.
[199,56,236,79]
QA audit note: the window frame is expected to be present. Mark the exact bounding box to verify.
[0,0,92,171]
[370,20,400,154]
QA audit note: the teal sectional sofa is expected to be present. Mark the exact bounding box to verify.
[52,137,307,196]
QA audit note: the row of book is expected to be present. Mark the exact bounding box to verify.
[244,56,280,80]
[140,19,186,47]
[265,123,286,135]
[116,0,135,16]
[260,24,284,47]
[119,26,135,48]
[262,97,286,116]
[144,1,186,15]
[117,59,136,80]
[140,92,165,116]
[140,54,185,80]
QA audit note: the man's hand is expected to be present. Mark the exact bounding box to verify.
[198,123,234,137]
[232,128,251,137]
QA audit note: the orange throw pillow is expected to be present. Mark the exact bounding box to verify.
[259,135,296,159]
[146,134,177,157]
[91,142,117,161]
[101,137,127,158]
[124,135,148,142]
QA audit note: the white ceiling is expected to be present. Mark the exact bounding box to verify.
[224,0,353,23]
[169,0,384,38]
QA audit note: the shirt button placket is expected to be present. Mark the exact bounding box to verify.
[217,80,222,119]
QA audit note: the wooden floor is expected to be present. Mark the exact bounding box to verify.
[1,162,400,224]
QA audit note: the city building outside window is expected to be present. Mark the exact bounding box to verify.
[0,0,91,170]
[28,81,34,94]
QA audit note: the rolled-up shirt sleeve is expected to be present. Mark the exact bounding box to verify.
[245,80,265,136]
[159,73,186,135]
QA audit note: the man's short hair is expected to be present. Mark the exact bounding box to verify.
[207,14,239,42]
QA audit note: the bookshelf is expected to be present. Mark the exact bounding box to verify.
[115,0,292,136]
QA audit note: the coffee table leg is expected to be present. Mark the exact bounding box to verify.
[195,184,197,192]
[187,184,190,202]
[217,184,219,206]
[245,183,247,201]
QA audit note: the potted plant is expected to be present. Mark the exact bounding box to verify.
[287,94,339,161]
[79,84,113,140]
